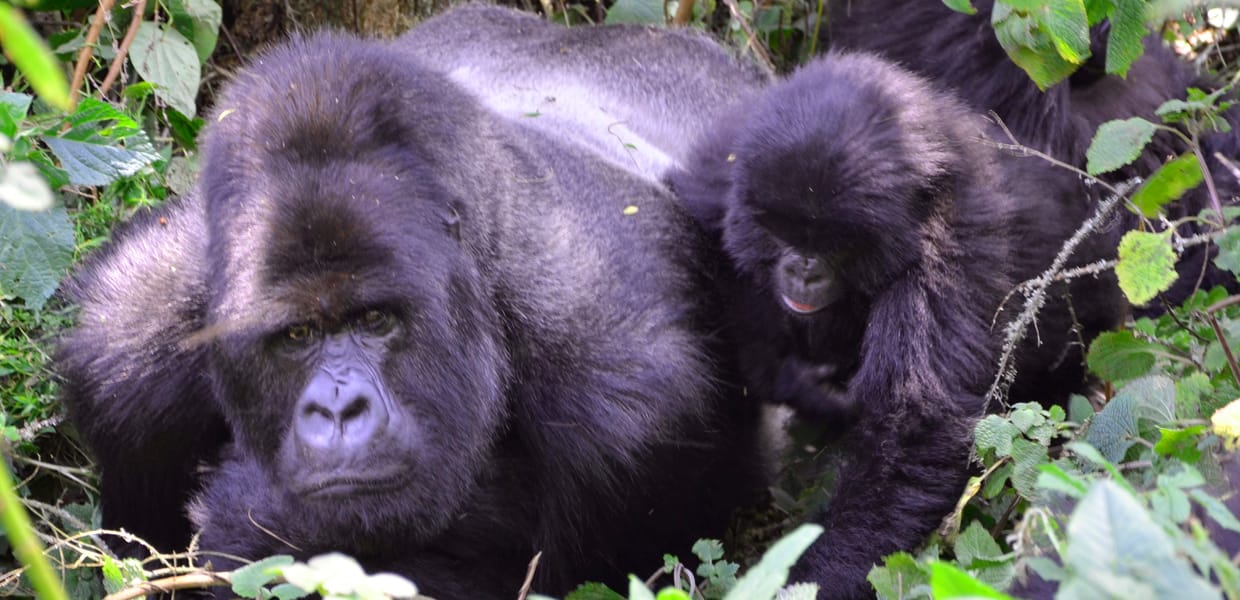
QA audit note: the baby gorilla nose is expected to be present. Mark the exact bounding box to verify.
[295,369,388,451]
[777,251,838,314]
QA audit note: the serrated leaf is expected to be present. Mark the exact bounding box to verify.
[1043,0,1090,64]
[0,162,54,211]
[724,524,823,600]
[565,582,626,600]
[42,132,159,186]
[129,22,200,116]
[1011,438,1050,499]
[943,0,977,15]
[0,203,74,309]
[1086,330,1158,382]
[606,0,664,24]
[1131,153,1204,217]
[867,552,930,600]
[231,555,295,597]
[167,0,222,63]
[692,538,725,563]
[0,5,71,111]
[1115,230,1177,306]
[955,521,1013,591]
[974,414,1020,458]
[1215,227,1240,276]
[1153,425,1207,463]
[1086,117,1158,175]
[992,5,1079,90]
[1059,481,1218,600]
[1085,376,1176,462]
[1105,0,1147,76]
[927,561,1012,599]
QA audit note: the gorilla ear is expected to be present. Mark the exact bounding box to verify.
[445,205,462,242]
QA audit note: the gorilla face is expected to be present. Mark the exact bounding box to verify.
[204,157,507,542]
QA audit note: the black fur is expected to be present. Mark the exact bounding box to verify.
[829,0,1240,312]
[668,52,1018,599]
[57,30,768,598]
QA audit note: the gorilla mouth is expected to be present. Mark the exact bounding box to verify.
[781,294,824,315]
[297,472,411,498]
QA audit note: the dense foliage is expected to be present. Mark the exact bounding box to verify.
[1,1,1239,598]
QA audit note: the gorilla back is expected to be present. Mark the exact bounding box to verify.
[57,32,765,597]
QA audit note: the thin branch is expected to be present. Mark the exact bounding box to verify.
[516,552,541,600]
[69,0,118,108]
[99,0,148,98]
[672,0,695,25]
[1206,311,1240,386]
[721,0,775,75]
[103,572,230,600]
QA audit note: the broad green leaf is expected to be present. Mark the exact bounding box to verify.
[1011,438,1050,499]
[129,22,200,116]
[231,555,294,597]
[1085,376,1175,463]
[955,521,1014,589]
[1085,330,1157,382]
[0,92,32,139]
[0,203,74,309]
[0,162,54,211]
[1083,0,1113,23]
[1086,117,1157,175]
[724,524,823,600]
[42,132,159,186]
[1036,462,1089,498]
[974,414,1020,458]
[1105,0,1147,76]
[269,583,309,600]
[167,0,222,63]
[0,5,71,111]
[1115,230,1177,306]
[63,97,141,135]
[1215,227,1240,276]
[1131,153,1204,217]
[867,552,930,600]
[1153,425,1207,463]
[565,583,626,600]
[992,5,1079,90]
[927,561,1012,599]
[628,576,657,600]
[1043,0,1090,64]
[1058,481,1218,600]
[943,0,977,14]
[606,0,664,24]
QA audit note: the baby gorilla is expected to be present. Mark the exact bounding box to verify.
[669,52,1016,598]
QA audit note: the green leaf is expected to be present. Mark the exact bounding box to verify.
[927,561,1012,599]
[1086,330,1158,382]
[269,583,310,600]
[1085,375,1175,462]
[167,0,222,63]
[1215,227,1240,276]
[1131,153,1204,217]
[565,582,626,600]
[974,414,1020,458]
[1043,0,1091,64]
[955,521,1014,589]
[1086,117,1157,175]
[1115,230,1177,306]
[692,539,725,563]
[1153,425,1207,463]
[0,92,32,139]
[724,524,823,600]
[991,4,1079,90]
[42,132,159,187]
[1036,462,1090,498]
[867,552,930,600]
[129,22,200,116]
[1105,0,1147,76]
[0,5,71,112]
[943,0,977,14]
[606,0,664,24]
[628,576,657,600]
[231,555,294,598]
[655,589,691,600]
[0,162,54,211]
[776,583,820,600]
[1176,371,1213,419]
[1058,481,1218,599]
[1011,438,1050,499]
[1189,488,1240,533]
[0,203,74,309]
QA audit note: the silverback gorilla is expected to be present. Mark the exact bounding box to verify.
[55,25,770,598]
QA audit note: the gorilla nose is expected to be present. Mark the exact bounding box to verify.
[295,371,388,451]
[785,255,827,283]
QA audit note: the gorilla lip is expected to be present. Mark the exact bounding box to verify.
[297,472,411,498]
[781,295,823,315]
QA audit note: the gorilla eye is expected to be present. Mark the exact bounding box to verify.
[359,309,396,334]
[286,323,316,342]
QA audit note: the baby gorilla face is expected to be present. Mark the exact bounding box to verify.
[775,248,843,315]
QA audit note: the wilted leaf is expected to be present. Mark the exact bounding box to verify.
[1115,230,1177,306]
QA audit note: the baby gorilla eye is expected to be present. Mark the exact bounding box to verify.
[358,309,395,335]
[287,323,314,341]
